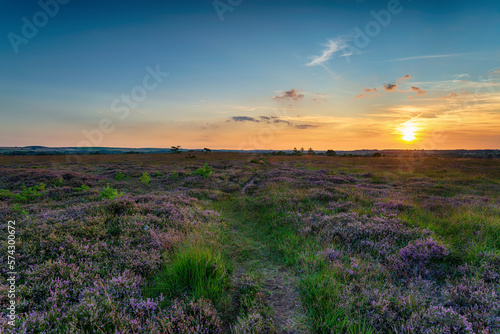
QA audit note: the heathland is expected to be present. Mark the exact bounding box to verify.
[0,153,499,333]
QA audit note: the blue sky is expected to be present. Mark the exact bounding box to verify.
[1,0,499,149]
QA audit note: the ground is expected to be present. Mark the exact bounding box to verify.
[0,153,499,333]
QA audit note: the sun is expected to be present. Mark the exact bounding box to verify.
[400,122,417,142]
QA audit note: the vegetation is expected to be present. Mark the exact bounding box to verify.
[139,171,151,184]
[0,153,498,333]
[194,163,213,178]
[99,184,123,200]
[171,145,182,154]
[114,170,128,180]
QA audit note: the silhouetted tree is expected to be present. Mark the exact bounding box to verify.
[170,145,181,154]
[203,148,211,154]
[307,147,315,155]
[325,150,336,156]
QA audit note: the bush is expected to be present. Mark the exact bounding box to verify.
[194,164,213,178]
[325,150,336,156]
[53,177,63,187]
[99,184,123,200]
[139,172,151,184]
[158,298,223,334]
[169,171,180,180]
[74,185,90,192]
[391,238,449,279]
[114,171,128,181]
[0,183,46,203]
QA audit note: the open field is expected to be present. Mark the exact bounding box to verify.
[1,153,499,333]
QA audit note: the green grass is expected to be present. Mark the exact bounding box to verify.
[145,245,231,308]
[216,193,376,333]
[402,206,500,260]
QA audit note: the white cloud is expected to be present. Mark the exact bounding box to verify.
[305,38,348,67]
[387,54,459,62]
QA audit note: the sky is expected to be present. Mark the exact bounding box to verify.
[1,0,499,150]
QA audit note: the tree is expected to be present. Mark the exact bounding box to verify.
[325,150,336,156]
[170,145,181,154]
[203,148,211,154]
[292,147,302,156]
[307,147,315,155]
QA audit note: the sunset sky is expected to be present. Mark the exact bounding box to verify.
[1,0,499,150]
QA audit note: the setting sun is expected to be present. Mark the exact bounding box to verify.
[400,122,417,142]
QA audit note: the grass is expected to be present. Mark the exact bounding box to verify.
[145,245,231,308]
[0,153,498,333]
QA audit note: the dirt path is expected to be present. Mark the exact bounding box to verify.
[228,218,311,333]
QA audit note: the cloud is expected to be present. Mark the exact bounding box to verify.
[384,83,398,91]
[272,89,304,101]
[410,86,426,96]
[397,74,411,81]
[295,124,318,129]
[273,119,291,125]
[230,116,260,122]
[440,89,472,99]
[305,38,348,67]
[355,87,378,98]
[387,54,459,62]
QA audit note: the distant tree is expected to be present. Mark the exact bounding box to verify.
[170,145,181,154]
[372,152,382,157]
[203,148,211,154]
[300,147,305,154]
[307,147,315,155]
[292,147,302,156]
[325,150,336,156]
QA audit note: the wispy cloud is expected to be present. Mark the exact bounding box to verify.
[410,86,426,96]
[397,74,411,81]
[355,87,378,98]
[387,54,459,62]
[230,116,259,122]
[295,124,318,129]
[305,38,348,67]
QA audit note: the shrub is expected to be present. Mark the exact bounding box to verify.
[325,150,336,156]
[114,171,128,181]
[99,184,123,200]
[0,183,46,203]
[194,164,213,178]
[139,172,151,184]
[53,177,63,187]
[153,171,162,178]
[74,184,90,191]
[391,238,449,279]
[158,298,223,334]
